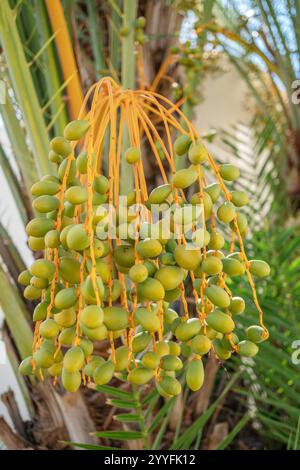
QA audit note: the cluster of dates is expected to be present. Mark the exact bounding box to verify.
[18,82,269,397]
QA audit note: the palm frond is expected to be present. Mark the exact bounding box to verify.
[228,228,300,447]
[0,0,52,177]
[0,264,32,360]
[45,0,84,119]
[34,0,68,135]
[0,73,38,193]
[203,0,300,210]
[0,143,27,224]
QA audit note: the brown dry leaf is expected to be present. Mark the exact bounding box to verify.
[169,392,184,431]
[206,422,228,450]
[0,417,30,450]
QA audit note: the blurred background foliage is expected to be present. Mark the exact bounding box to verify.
[0,0,299,450]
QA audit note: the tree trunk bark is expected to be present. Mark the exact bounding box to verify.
[0,417,30,450]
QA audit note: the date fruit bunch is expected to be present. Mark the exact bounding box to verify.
[18,77,270,396]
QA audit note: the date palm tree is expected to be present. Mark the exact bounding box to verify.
[0,0,190,449]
